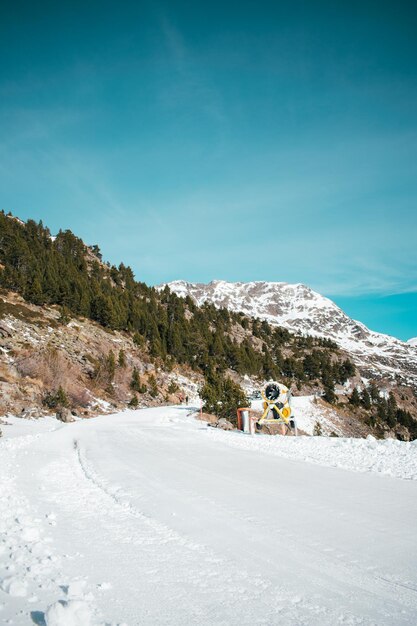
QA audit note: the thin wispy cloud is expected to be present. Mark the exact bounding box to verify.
[0,1,416,337]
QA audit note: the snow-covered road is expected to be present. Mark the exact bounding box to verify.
[1,407,417,625]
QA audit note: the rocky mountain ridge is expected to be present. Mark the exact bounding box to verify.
[160,280,417,389]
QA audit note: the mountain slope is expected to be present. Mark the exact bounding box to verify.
[0,213,359,421]
[161,280,417,387]
[1,213,415,438]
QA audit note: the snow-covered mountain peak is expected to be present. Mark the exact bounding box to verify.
[159,279,354,334]
[158,279,417,387]
[408,337,417,347]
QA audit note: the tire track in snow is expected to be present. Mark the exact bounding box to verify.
[74,438,205,549]
[117,417,417,622]
[71,439,281,624]
[63,438,361,625]
[120,429,417,618]
[70,433,413,625]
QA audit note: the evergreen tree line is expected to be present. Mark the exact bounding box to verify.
[0,213,355,389]
[349,385,417,438]
[200,369,248,423]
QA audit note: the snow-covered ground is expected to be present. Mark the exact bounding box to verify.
[1,407,417,625]
[291,395,338,435]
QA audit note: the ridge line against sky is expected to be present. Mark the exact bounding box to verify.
[0,0,416,339]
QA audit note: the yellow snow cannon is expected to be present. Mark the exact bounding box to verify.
[258,381,297,434]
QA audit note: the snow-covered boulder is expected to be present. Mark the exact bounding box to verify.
[56,408,75,423]
[45,599,94,626]
[216,418,234,431]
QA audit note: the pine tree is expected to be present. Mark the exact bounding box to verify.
[118,349,126,368]
[148,374,158,398]
[361,388,371,410]
[43,385,69,409]
[25,275,44,305]
[369,382,380,403]
[128,395,139,408]
[167,381,179,394]
[377,397,388,422]
[133,332,144,347]
[91,293,116,327]
[323,384,336,404]
[387,392,397,428]
[350,388,361,407]
[58,306,71,325]
[201,372,248,424]
[107,351,116,382]
[56,385,69,407]
[130,367,143,393]
[313,420,323,436]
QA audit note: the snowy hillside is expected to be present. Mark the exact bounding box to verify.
[1,406,417,625]
[160,280,417,387]
[408,337,417,347]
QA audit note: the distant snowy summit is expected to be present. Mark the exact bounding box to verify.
[408,337,417,347]
[158,280,417,387]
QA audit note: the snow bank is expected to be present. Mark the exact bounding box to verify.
[207,428,417,480]
[290,395,341,435]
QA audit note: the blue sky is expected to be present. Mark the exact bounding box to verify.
[1,1,416,339]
